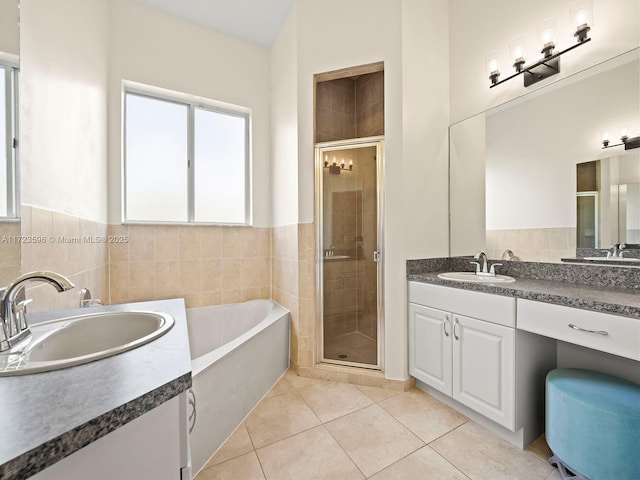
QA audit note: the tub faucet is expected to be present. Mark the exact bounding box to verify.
[0,271,75,352]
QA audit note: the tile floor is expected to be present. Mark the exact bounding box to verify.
[195,369,561,480]
[323,331,378,366]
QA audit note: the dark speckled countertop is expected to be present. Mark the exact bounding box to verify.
[407,257,640,319]
[0,298,192,480]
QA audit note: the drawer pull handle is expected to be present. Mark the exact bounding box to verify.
[568,324,609,336]
[443,316,450,337]
[453,318,460,341]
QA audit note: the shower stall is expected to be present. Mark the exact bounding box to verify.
[315,139,384,369]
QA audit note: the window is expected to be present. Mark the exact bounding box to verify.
[0,61,18,219]
[124,89,249,224]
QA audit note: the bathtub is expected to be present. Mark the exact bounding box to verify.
[186,299,290,475]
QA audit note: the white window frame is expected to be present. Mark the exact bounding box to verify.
[122,86,251,225]
[1,59,18,220]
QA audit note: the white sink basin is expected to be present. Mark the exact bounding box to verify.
[0,311,174,376]
[583,256,640,262]
[437,271,516,284]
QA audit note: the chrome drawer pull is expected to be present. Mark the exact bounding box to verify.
[568,324,609,336]
[443,316,450,337]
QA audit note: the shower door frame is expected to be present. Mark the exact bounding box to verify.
[315,136,385,371]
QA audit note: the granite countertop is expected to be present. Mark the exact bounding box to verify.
[407,258,640,319]
[0,298,192,480]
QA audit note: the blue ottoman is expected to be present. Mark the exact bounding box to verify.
[546,369,640,480]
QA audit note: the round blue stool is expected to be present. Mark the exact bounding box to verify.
[546,368,640,480]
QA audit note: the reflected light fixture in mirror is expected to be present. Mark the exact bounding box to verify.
[323,154,353,175]
[487,0,593,88]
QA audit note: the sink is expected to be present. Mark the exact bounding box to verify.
[583,257,640,262]
[0,311,174,376]
[437,271,516,284]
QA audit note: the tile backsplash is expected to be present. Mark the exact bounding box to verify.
[486,227,576,263]
[108,224,271,308]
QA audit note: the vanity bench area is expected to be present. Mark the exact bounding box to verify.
[406,257,640,449]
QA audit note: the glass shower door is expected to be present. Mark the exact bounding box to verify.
[317,140,383,369]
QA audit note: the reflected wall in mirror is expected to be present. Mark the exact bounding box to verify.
[577,155,640,249]
[0,0,20,285]
[450,48,640,263]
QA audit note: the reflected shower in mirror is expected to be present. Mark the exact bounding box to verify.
[450,48,640,264]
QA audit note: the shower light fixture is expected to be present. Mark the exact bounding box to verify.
[488,0,593,88]
[324,156,353,174]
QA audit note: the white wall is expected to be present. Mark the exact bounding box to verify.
[0,0,19,57]
[107,0,271,226]
[290,0,449,380]
[270,5,299,227]
[450,0,640,124]
[20,0,109,222]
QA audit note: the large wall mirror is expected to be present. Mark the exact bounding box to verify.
[450,48,640,263]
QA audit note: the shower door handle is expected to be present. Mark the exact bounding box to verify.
[373,251,381,262]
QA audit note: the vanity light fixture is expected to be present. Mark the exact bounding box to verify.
[488,0,593,88]
[602,130,640,151]
[324,155,353,174]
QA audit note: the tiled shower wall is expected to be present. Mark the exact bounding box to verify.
[486,227,576,263]
[19,206,109,312]
[107,225,271,308]
[315,71,384,143]
[0,221,21,285]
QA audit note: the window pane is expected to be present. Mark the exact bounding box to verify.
[125,94,188,222]
[194,108,246,223]
[0,69,7,217]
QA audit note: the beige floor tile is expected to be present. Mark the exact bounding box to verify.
[207,423,254,466]
[256,426,364,480]
[244,391,321,448]
[430,422,554,480]
[355,385,402,403]
[379,388,468,443]
[298,381,374,422]
[369,446,470,480]
[283,368,329,390]
[526,434,552,462]
[196,451,265,480]
[325,404,425,477]
[265,376,295,398]
[545,470,562,480]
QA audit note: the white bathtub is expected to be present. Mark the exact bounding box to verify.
[186,300,290,475]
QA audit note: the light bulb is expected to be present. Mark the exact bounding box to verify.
[538,19,556,57]
[486,50,501,85]
[570,0,593,42]
[509,35,527,72]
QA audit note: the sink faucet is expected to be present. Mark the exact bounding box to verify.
[607,243,628,258]
[0,271,75,352]
[471,252,502,276]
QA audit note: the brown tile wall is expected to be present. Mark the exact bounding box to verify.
[316,71,384,143]
[355,71,384,138]
[486,227,577,263]
[108,224,271,308]
[19,206,109,312]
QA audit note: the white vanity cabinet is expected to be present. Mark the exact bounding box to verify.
[409,283,516,429]
[408,281,556,447]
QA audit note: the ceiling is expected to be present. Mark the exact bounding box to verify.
[134,0,294,47]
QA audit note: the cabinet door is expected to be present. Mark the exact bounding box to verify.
[409,303,452,396]
[452,314,515,430]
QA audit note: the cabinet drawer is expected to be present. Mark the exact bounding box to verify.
[408,281,516,327]
[517,300,640,361]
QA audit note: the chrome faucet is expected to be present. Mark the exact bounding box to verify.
[0,271,75,352]
[471,252,502,276]
[607,243,628,258]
